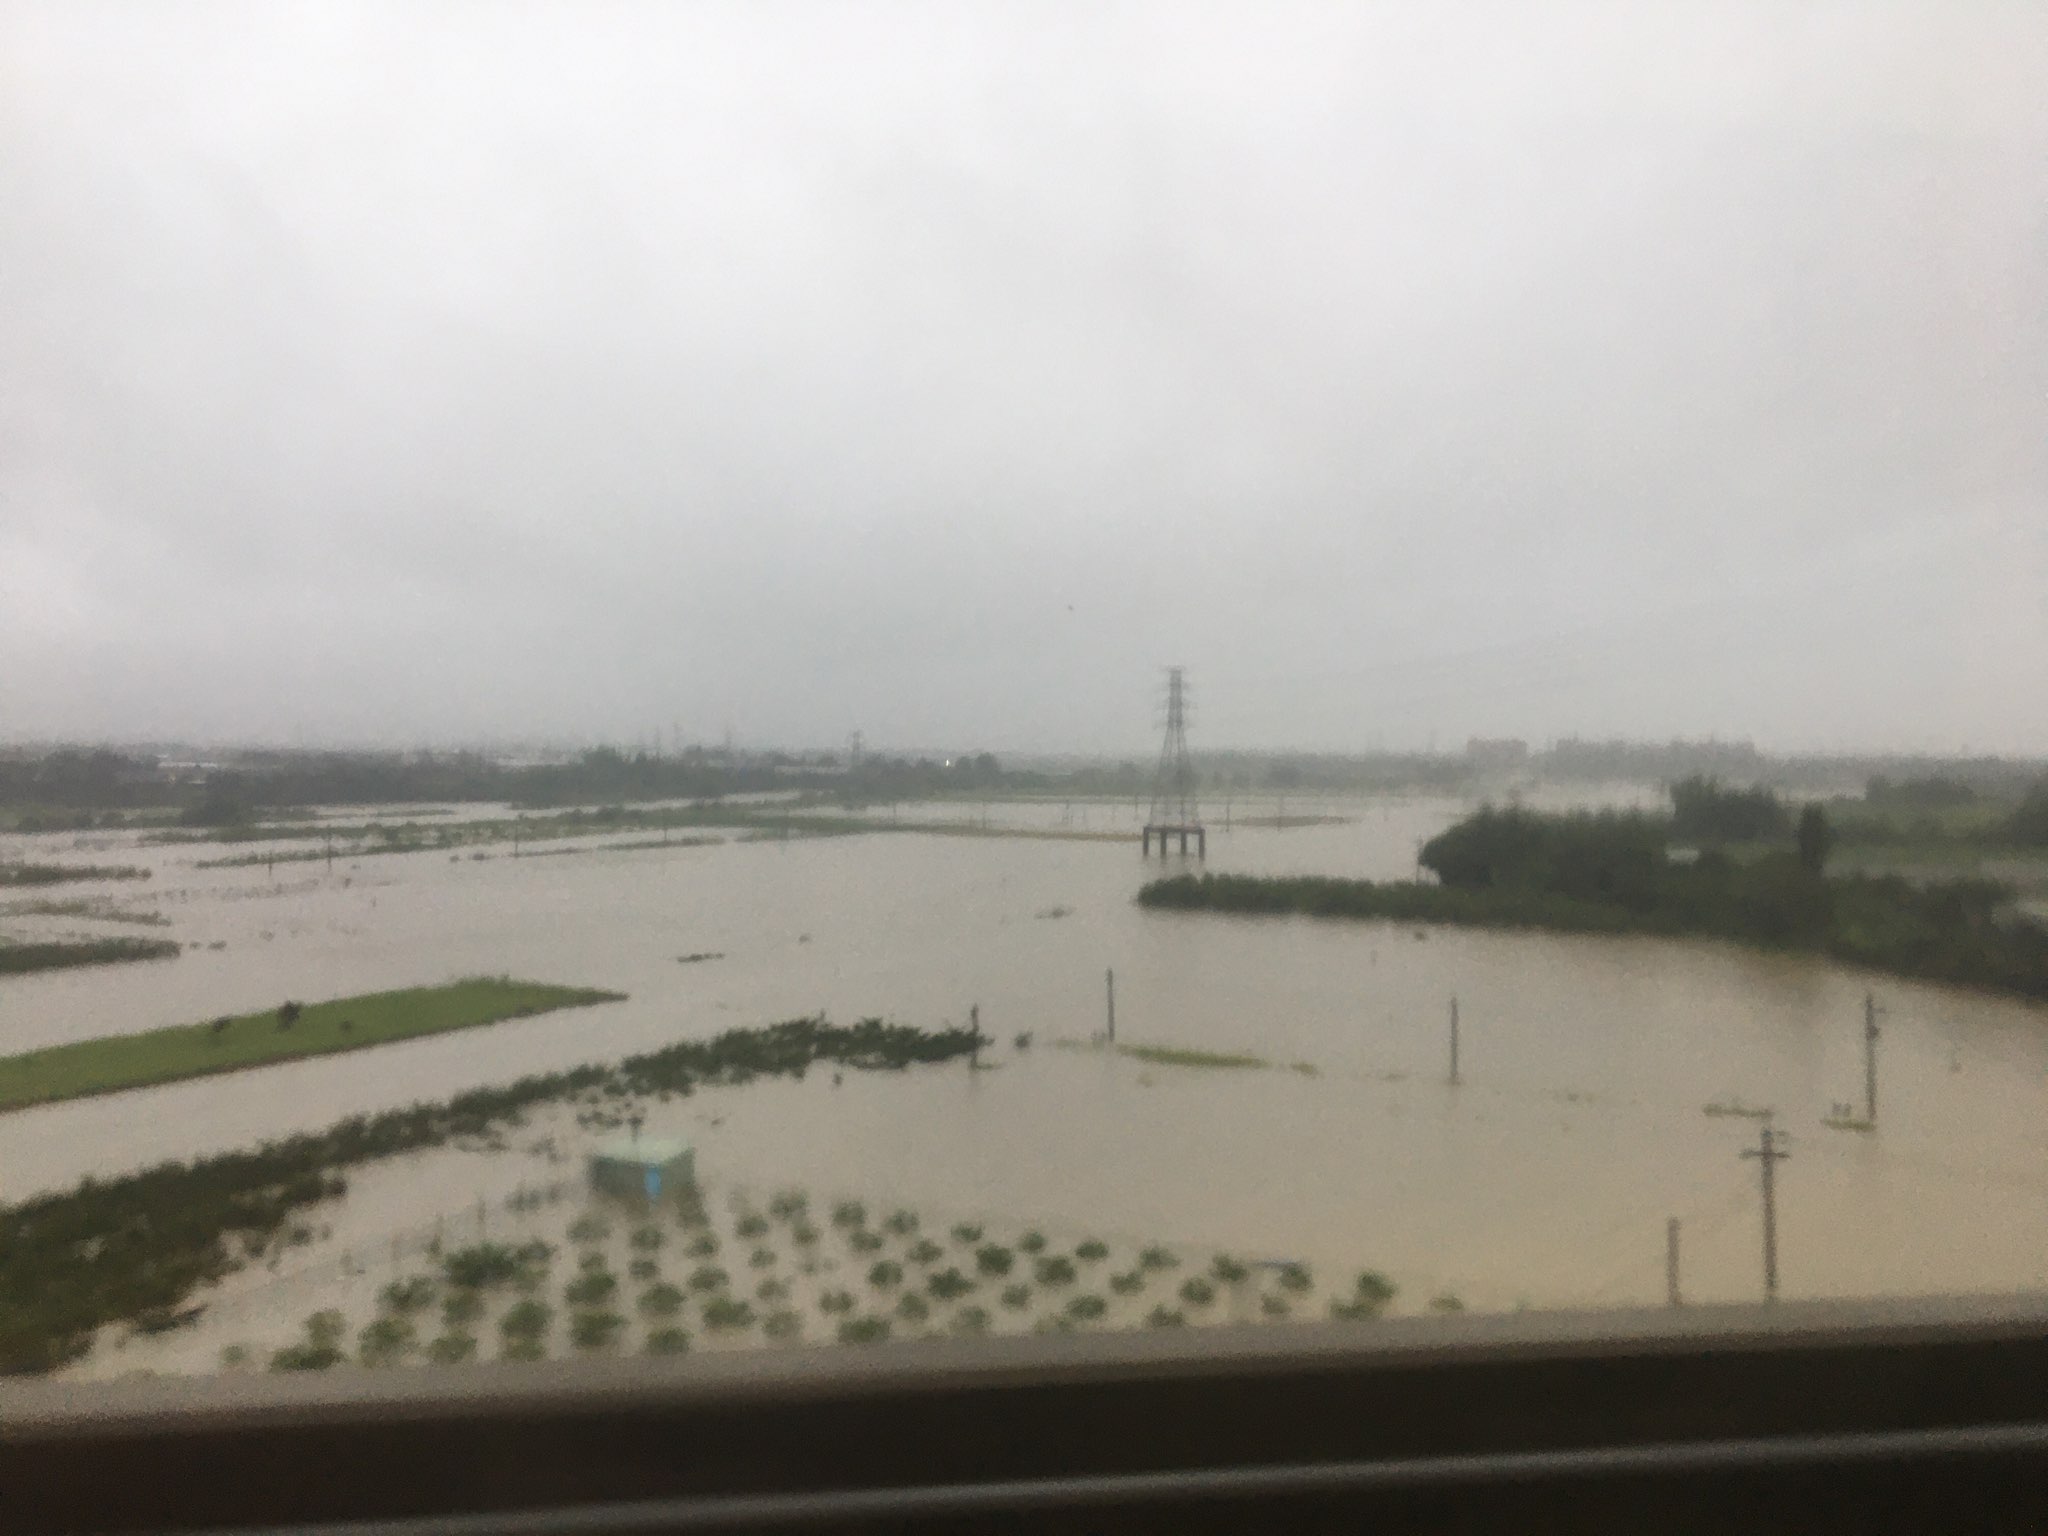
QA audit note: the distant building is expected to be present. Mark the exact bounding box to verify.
[1465,738,1530,770]
[588,1138,695,1202]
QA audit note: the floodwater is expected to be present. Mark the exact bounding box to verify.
[7,791,2048,1367]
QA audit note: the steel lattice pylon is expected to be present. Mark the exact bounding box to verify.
[1142,666,1206,858]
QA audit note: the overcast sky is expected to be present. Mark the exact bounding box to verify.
[2,2,2042,757]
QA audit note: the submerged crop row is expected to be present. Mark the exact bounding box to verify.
[0,1015,983,1375]
[0,937,181,977]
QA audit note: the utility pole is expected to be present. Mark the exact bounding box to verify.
[1106,969,1116,1045]
[1448,996,1461,1086]
[970,1004,981,1070]
[1740,1122,1790,1302]
[1863,992,1883,1124]
[1666,1218,1682,1307]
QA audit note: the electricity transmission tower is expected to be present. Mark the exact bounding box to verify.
[1142,667,1206,857]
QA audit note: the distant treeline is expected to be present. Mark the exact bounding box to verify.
[0,747,1028,827]
[8,743,2048,826]
[0,1015,982,1375]
[1140,799,2048,1004]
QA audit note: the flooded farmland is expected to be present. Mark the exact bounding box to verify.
[6,793,2048,1377]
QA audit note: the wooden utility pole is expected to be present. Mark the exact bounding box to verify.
[1448,996,1461,1086]
[1666,1217,1682,1307]
[1863,993,1883,1124]
[1106,969,1116,1044]
[1741,1122,1790,1301]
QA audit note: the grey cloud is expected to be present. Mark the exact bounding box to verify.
[2,0,2043,754]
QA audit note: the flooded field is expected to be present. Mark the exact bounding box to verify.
[7,792,2048,1376]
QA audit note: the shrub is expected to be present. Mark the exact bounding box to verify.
[1146,1306,1186,1328]
[1276,1263,1312,1294]
[1075,1240,1109,1264]
[500,1300,552,1340]
[568,1214,611,1244]
[1211,1255,1248,1284]
[1179,1278,1215,1308]
[831,1200,866,1229]
[1066,1294,1106,1321]
[380,1276,436,1314]
[849,1230,885,1253]
[645,1327,690,1356]
[357,1316,417,1366]
[1108,1271,1144,1296]
[570,1310,625,1351]
[578,1251,608,1272]
[442,1289,486,1327]
[927,1268,974,1301]
[884,1209,919,1236]
[508,1241,555,1290]
[1137,1246,1178,1271]
[1355,1271,1398,1310]
[685,1232,719,1259]
[1261,1294,1291,1319]
[702,1297,755,1332]
[1428,1292,1465,1314]
[757,1277,791,1303]
[1018,1230,1048,1254]
[305,1309,347,1347]
[950,1223,983,1245]
[951,1306,992,1337]
[687,1265,729,1293]
[1000,1284,1031,1311]
[270,1342,343,1371]
[819,1289,855,1315]
[735,1214,769,1239]
[749,1246,777,1270]
[1034,1256,1077,1287]
[791,1222,820,1248]
[564,1270,617,1308]
[501,1336,545,1362]
[769,1190,808,1222]
[442,1243,521,1289]
[638,1283,685,1318]
[628,1257,659,1282]
[908,1238,944,1266]
[895,1292,930,1324]
[837,1316,891,1345]
[1331,1270,1397,1321]
[975,1245,1015,1276]
[764,1309,802,1341]
[427,1332,477,1364]
[630,1225,664,1252]
[868,1260,904,1290]
[219,1343,253,1371]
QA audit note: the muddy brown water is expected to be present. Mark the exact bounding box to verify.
[6,790,2048,1366]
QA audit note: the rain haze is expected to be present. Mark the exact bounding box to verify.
[3,0,2043,756]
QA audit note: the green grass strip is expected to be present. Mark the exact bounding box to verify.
[0,977,625,1113]
[1117,1043,1269,1070]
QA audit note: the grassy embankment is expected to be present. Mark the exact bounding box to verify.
[0,978,625,1113]
[0,1015,983,1374]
